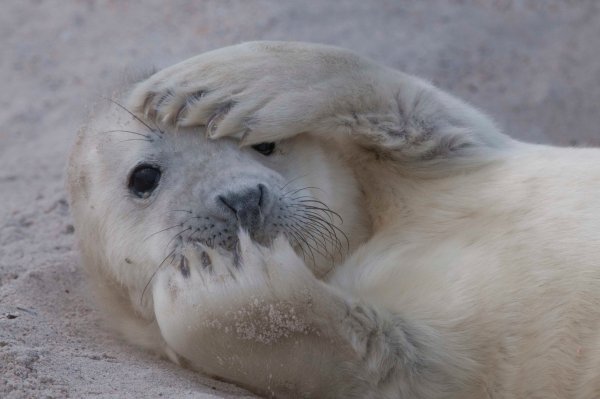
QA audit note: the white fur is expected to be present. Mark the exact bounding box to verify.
[69,41,600,398]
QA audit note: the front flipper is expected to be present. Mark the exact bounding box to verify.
[129,41,510,167]
[152,233,472,398]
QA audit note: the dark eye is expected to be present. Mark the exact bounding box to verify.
[129,164,161,198]
[251,142,276,156]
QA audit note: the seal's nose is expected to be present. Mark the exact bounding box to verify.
[218,184,266,234]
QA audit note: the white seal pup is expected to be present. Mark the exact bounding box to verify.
[69,41,600,398]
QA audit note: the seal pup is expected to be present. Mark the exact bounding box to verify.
[69,41,600,398]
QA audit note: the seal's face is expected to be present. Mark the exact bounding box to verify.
[68,103,368,313]
[123,130,289,252]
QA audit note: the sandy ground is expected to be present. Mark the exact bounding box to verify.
[1,1,600,397]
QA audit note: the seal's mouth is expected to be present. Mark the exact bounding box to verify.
[189,224,274,250]
[185,228,284,269]
[189,226,300,268]
[161,187,347,273]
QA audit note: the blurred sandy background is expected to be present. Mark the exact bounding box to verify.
[1,1,599,397]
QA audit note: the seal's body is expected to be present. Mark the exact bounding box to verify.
[69,42,600,398]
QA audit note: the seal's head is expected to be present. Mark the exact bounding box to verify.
[67,100,369,330]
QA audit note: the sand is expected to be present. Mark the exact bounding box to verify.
[1,1,599,397]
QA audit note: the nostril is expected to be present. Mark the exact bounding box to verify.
[217,185,263,215]
[218,195,236,214]
[216,184,268,233]
[257,184,266,209]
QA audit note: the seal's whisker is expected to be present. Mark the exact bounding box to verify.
[282,186,322,198]
[290,213,342,259]
[119,138,154,143]
[105,97,164,137]
[278,174,309,192]
[279,184,349,258]
[305,216,342,255]
[286,226,317,266]
[289,214,336,251]
[290,222,330,259]
[101,129,154,140]
[297,210,338,238]
[165,227,192,250]
[289,198,344,224]
[302,211,345,255]
[290,202,342,224]
[306,211,349,252]
[286,233,307,263]
[301,224,335,264]
[140,248,176,305]
[290,221,336,264]
[144,223,184,242]
[301,206,336,224]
